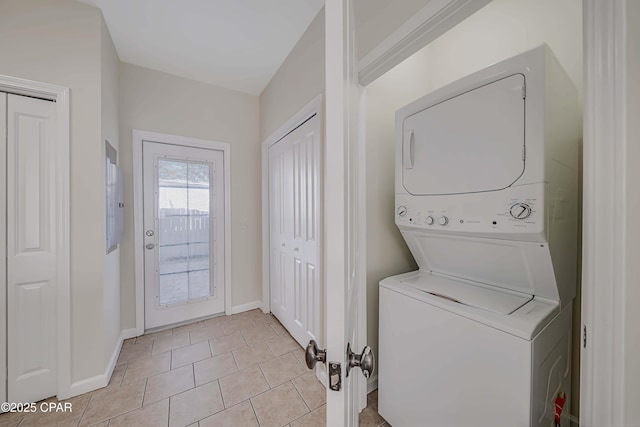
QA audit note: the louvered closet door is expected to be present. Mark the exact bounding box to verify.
[269,115,321,348]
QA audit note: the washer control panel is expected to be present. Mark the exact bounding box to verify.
[395,185,545,236]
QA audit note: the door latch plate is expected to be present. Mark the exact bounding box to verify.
[329,362,341,391]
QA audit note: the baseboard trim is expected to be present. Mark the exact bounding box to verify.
[65,328,138,398]
[232,300,262,314]
[121,328,138,340]
[367,374,378,394]
[67,373,107,398]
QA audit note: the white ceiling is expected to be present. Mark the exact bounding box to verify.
[79,0,324,95]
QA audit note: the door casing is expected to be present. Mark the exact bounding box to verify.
[133,130,231,335]
[353,0,635,424]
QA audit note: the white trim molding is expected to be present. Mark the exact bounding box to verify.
[67,328,137,397]
[0,75,72,401]
[357,0,492,86]
[261,94,323,315]
[580,0,639,425]
[132,130,232,336]
[231,300,262,315]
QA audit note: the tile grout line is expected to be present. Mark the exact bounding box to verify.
[191,363,196,391]
[167,385,172,427]
[76,386,95,427]
[117,362,127,387]
[290,376,313,413]
[248,397,260,426]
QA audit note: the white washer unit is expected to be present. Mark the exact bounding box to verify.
[378,45,579,427]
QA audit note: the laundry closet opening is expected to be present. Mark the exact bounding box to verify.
[362,0,583,423]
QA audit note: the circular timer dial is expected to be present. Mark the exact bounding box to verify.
[510,203,532,220]
[397,206,407,217]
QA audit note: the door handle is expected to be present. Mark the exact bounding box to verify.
[346,343,375,379]
[145,243,155,250]
[305,340,326,369]
[403,129,414,170]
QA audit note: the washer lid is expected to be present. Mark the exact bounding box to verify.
[401,273,532,315]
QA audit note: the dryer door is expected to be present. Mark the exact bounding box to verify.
[401,74,525,195]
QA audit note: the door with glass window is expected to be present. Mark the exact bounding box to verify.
[143,141,225,329]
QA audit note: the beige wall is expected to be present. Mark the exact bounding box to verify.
[0,0,118,383]
[118,63,261,329]
[365,52,430,370]
[355,0,431,61]
[259,9,325,142]
[365,0,582,405]
[101,14,122,365]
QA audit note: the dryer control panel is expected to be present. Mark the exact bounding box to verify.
[395,183,546,241]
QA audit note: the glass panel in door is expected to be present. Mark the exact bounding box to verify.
[157,159,213,306]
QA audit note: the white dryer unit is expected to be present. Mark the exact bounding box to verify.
[378,45,579,427]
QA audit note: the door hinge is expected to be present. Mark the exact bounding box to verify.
[522,83,526,99]
[329,362,341,391]
[583,325,587,348]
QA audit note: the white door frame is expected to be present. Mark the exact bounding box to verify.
[133,130,231,335]
[0,75,71,399]
[580,0,639,424]
[261,94,323,316]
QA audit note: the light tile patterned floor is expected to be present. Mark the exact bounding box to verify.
[0,309,389,427]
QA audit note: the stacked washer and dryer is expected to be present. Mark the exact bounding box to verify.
[378,45,579,427]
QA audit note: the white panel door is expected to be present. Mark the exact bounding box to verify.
[325,0,368,424]
[6,94,58,402]
[143,141,225,329]
[269,115,321,348]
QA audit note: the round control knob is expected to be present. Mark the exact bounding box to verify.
[437,216,449,226]
[425,216,434,225]
[509,203,532,220]
[397,205,407,217]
